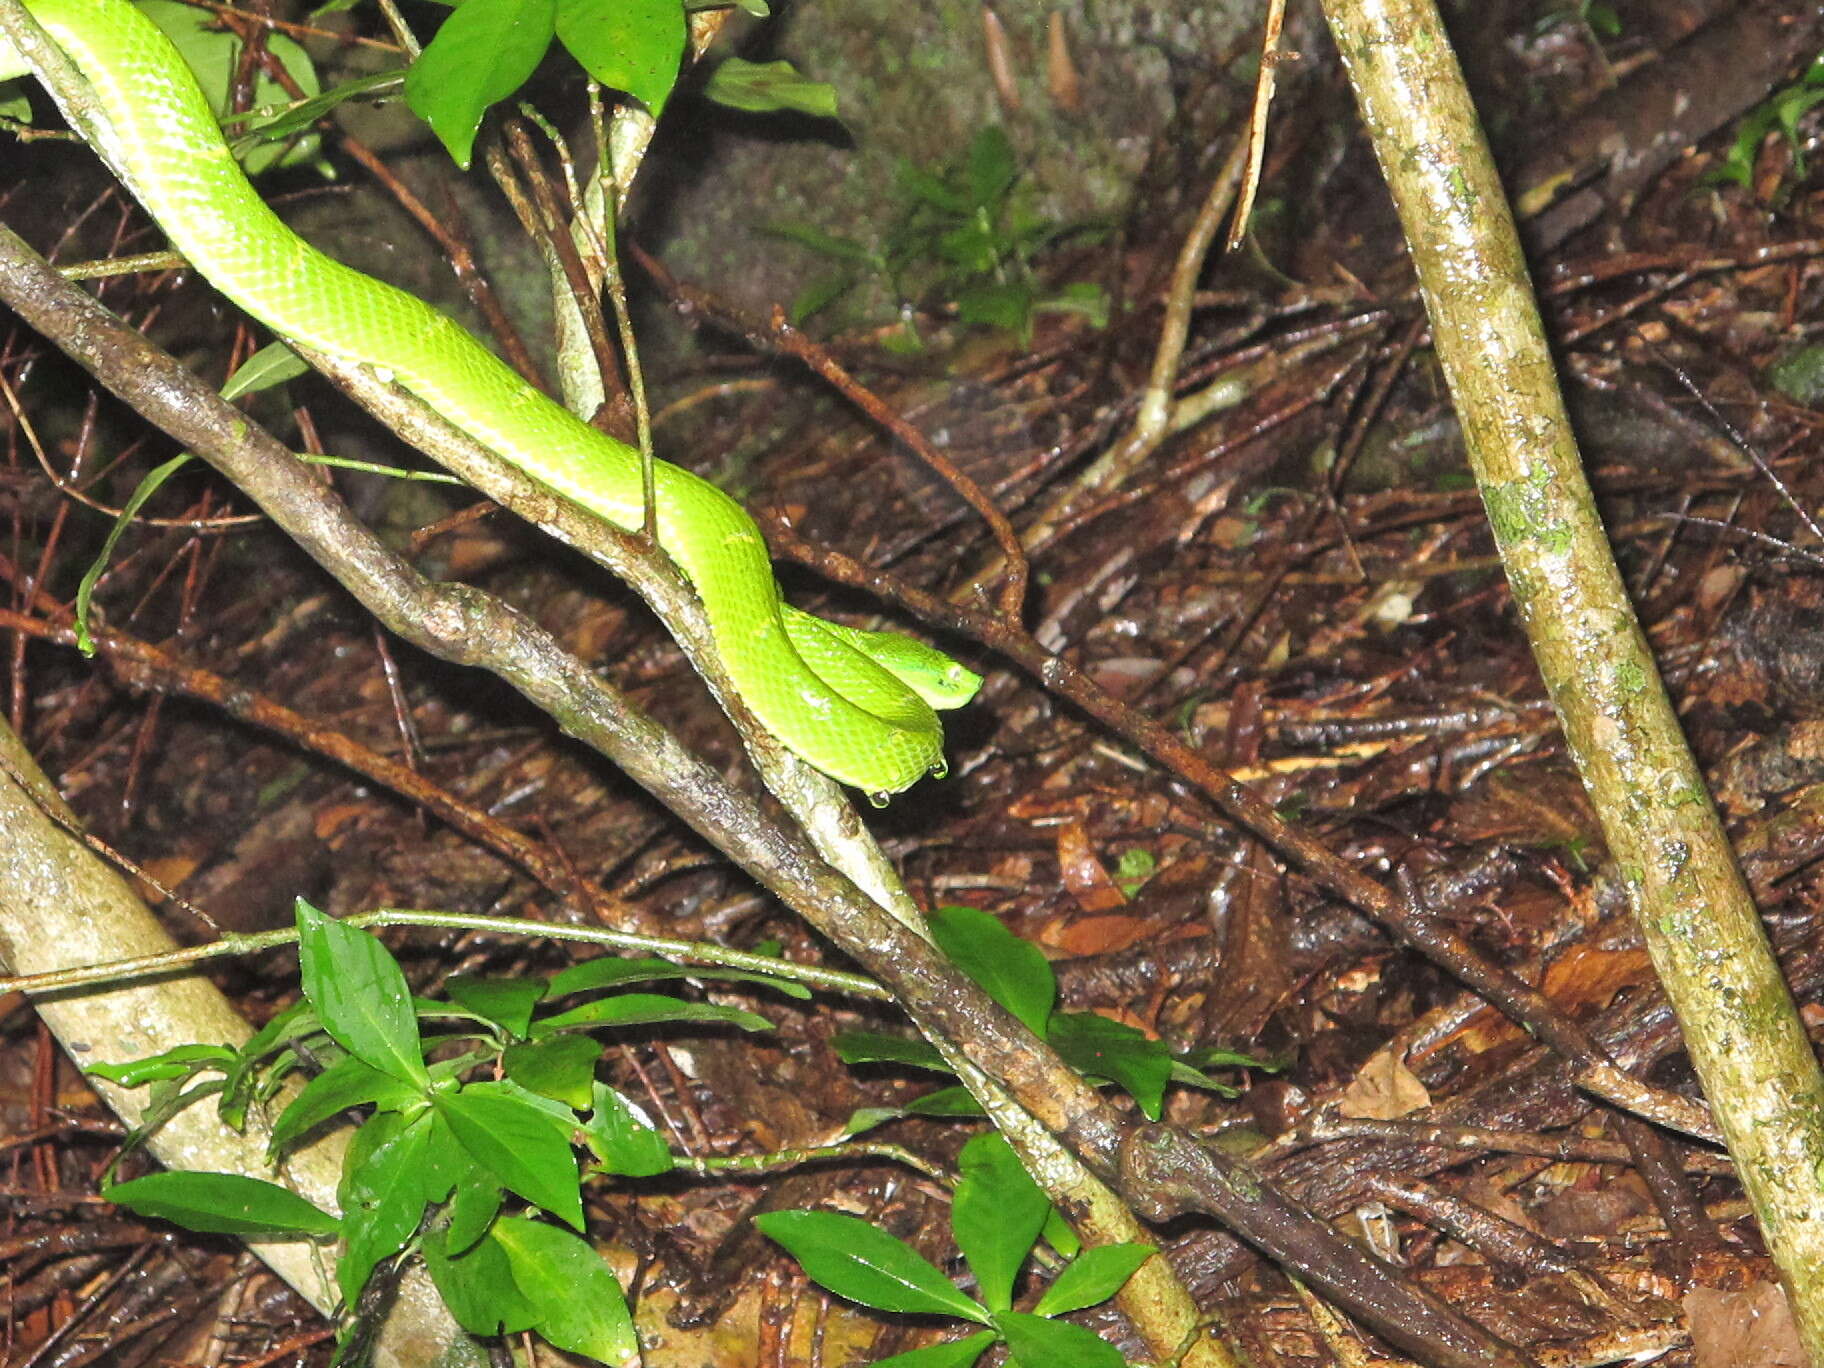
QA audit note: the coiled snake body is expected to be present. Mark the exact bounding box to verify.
[1,0,980,796]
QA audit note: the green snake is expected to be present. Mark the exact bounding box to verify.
[0,0,980,797]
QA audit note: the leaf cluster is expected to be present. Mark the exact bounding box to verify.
[770,126,1107,347]
[759,1132,1154,1368]
[1705,56,1824,203]
[833,906,1276,1126]
[96,900,803,1364]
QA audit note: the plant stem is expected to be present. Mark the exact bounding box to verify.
[1319,0,1824,1355]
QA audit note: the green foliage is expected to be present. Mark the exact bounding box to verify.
[768,126,1108,346]
[702,57,838,118]
[93,899,817,1364]
[404,0,687,166]
[759,1137,1154,1368]
[1706,57,1824,201]
[138,0,322,174]
[835,906,1272,1122]
[1770,343,1824,407]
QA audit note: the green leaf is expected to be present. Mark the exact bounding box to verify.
[405,0,558,168]
[504,1035,601,1110]
[894,160,971,215]
[965,127,1017,209]
[762,221,881,266]
[904,1086,985,1117]
[232,69,402,150]
[1039,1207,1080,1260]
[1046,1012,1171,1121]
[445,975,545,1039]
[871,1331,997,1368]
[547,955,808,1001]
[492,1216,638,1362]
[336,1111,435,1305]
[702,57,838,119]
[269,1053,424,1156]
[435,1080,583,1230]
[220,1006,318,1131]
[1165,1058,1240,1098]
[86,1044,236,1087]
[532,992,771,1036]
[951,1133,1048,1312]
[1771,344,1824,408]
[791,272,856,324]
[424,1225,538,1337]
[555,0,683,115]
[75,452,192,656]
[138,0,322,174]
[757,1211,988,1322]
[295,900,429,1089]
[994,1310,1126,1368]
[219,341,308,401]
[105,1171,339,1238]
[1031,1244,1154,1317]
[1112,848,1154,896]
[839,1106,904,1139]
[581,1082,674,1177]
[830,1031,951,1073]
[956,280,1035,339]
[927,908,1055,1037]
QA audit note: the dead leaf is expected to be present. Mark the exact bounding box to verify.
[1337,1045,1430,1119]
[1686,1282,1804,1368]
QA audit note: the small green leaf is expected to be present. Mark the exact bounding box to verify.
[840,1106,904,1139]
[581,1083,674,1177]
[106,1171,339,1238]
[405,0,557,167]
[532,992,771,1036]
[445,975,545,1039]
[1111,847,1155,897]
[219,1002,318,1130]
[1031,1244,1155,1317]
[295,900,429,1089]
[965,127,1017,210]
[269,1053,424,1156]
[831,1031,951,1073]
[790,272,855,323]
[75,452,192,655]
[1046,1012,1171,1121]
[871,1331,997,1368]
[702,57,838,119]
[232,69,402,150]
[994,1310,1126,1368]
[556,0,683,115]
[756,1210,989,1322]
[928,908,1055,1037]
[86,1044,235,1087]
[219,342,307,401]
[951,1133,1047,1312]
[424,1225,537,1337]
[1039,1207,1080,1259]
[504,1035,601,1109]
[905,1086,985,1117]
[492,1216,638,1363]
[762,221,881,265]
[956,280,1035,339]
[435,1080,583,1230]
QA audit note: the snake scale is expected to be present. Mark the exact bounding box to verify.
[0,0,980,797]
